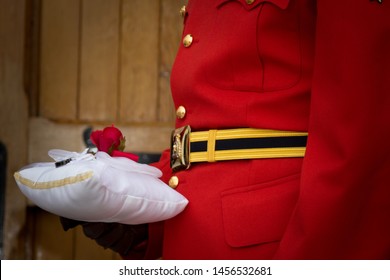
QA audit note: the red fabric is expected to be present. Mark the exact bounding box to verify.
[144,0,390,259]
[111,150,139,162]
[274,0,390,259]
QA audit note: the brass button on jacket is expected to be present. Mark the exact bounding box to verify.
[246,0,255,4]
[183,34,193,48]
[176,106,186,119]
[169,176,179,188]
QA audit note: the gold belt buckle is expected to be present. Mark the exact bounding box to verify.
[170,125,191,171]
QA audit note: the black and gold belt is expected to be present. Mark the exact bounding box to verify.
[170,125,308,171]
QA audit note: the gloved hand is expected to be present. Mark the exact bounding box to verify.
[59,217,148,258]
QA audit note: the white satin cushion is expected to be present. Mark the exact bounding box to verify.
[14,149,188,224]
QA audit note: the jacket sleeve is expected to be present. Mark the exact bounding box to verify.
[275,0,390,259]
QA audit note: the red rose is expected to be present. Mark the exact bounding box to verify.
[90,125,139,161]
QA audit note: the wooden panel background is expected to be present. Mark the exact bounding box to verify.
[0,0,29,260]
[39,0,80,120]
[79,0,120,121]
[120,0,160,122]
[23,0,185,259]
[39,0,181,125]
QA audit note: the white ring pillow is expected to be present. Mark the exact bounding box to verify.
[14,149,188,224]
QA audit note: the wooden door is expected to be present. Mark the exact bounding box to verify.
[0,0,29,260]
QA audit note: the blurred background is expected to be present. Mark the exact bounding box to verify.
[0,0,184,259]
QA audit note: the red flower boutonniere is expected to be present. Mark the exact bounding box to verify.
[90,125,139,162]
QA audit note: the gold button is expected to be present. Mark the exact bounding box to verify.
[246,0,255,4]
[183,34,193,48]
[169,176,179,189]
[176,106,186,119]
[179,5,187,18]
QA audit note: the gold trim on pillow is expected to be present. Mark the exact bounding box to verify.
[14,171,94,189]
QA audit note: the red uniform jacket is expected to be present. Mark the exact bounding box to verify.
[147,0,390,259]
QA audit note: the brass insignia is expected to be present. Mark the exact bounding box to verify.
[170,126,191,171]
[172,133,182,160]
[370,0,382,3]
